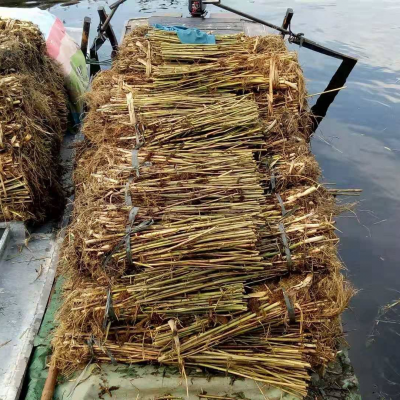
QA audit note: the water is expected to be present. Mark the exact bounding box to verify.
[7,0,400,398]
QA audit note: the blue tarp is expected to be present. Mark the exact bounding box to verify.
[152,24,216,45]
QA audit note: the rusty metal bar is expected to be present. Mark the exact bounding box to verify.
[81,16,91,56]
[98,6,118,52]
[281,8,293,38]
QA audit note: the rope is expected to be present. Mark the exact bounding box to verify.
[267,161,293,271]
[85,57,112,66]
[103,288,117,329]
[282,288,296,324]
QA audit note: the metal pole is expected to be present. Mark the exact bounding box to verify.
[311,58,357,132]
[281,8,293,38]
[290,36,357,63]
[98,6,119,53]
[204,1,289,34]
[100,7,117,32]
[81,17,91,57]
[109,0,127,10]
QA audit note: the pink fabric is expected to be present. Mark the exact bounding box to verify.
[45,17,65,59]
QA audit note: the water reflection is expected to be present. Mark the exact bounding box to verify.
[311,59,357,132]
[4,0,400,398]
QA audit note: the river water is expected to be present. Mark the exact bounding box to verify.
[5,0,400,398]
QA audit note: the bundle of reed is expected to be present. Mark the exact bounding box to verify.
[84,74,306,154]
[256,184,338,273]
[66,185,336,279]
[75,146,265,204]
[83,27,307,153]
[104,50,304,106]
[259,154,320,191]
[54,248,350,388]
[264,269,354,365]
[0,19,46,74]
[114,27,287,74]
[0,74,67,221]
[57,271,249,328]
[54,336,160,377]
[158,299,309,362]
[86,69,304,145]
[0,19,66,104]
[149,52,302,96]
[66,210,269,278]
[0,151,33,220]
[56,333,312,396]
[52,26,356,398]
[53,271,352,395]
[64,147,272,276]
[58,269,351,351]
[83,91,264,150]
[154,274,351,386]
[148,28,288,54]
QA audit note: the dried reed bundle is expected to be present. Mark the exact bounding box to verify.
[53,271,353,396]
[53,27,355,398]
[0,19,66,110]
[0,74,67,221]
[83,91,263,149]
[0,19,47,74]
[0,151,32,220]
[69,211,266,277]
[85,26,306,150]
[75,146,265,201]
[148,52,302,96]
[0,19,67,221]
[83,81,306,154]
[114,27,287,74]
[258,185,338,271]
[259,154,320,191]
[61,148,273,277]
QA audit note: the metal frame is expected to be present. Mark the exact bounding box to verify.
[88,0,127,77]
[281,8,293,38]
[80,16,91,57]
[310,59,357,131]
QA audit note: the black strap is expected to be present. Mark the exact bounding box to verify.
[282,288,296,324]
[124,178,133,207]
[131,219,154,234]
[103,288,118,329]
[132,149,139,177]
[278,222,293,271]
[134,123,145,150]
[87,336,95,358]
[275,193,286,215]
[102,240,122,269]
[125,207,139,267]
[89,335,118,365]
[106,146,152,270]
[280,205,299,221]
[270,170,276,192]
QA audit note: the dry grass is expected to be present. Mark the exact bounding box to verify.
[0,19,67,221]
[52,27,355,397]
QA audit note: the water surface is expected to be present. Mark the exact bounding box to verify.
[7,0,400,398]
